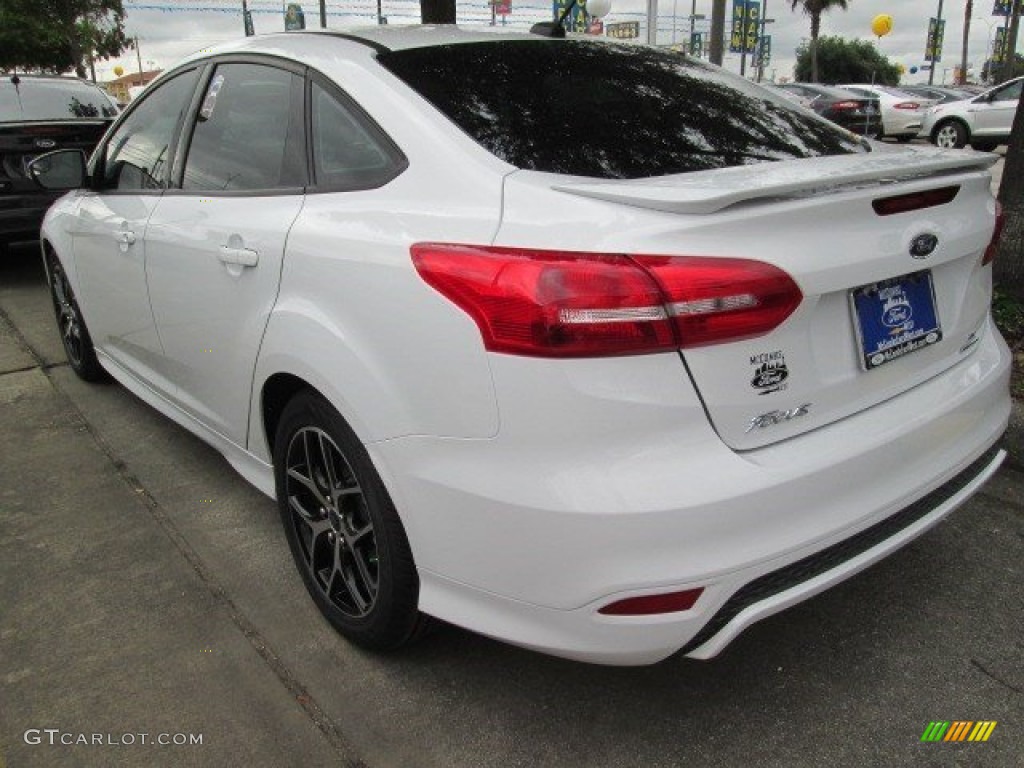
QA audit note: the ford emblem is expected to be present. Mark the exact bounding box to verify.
[909,233,938,259]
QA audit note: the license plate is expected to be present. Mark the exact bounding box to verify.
[851,270,942,370]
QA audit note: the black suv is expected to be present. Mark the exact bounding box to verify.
[1,75,118,248]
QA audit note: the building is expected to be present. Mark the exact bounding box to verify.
[103,69,162,105]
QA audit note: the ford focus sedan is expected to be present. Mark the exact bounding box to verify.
[32,27,1009,665]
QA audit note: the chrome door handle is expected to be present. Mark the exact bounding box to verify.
[218,246,259,268]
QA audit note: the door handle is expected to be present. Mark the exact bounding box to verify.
[218,246,259,268]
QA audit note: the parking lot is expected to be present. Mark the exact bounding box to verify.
[1,158,1021,766]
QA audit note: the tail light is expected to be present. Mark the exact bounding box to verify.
[832,101,860,110]
[893,101,922,110]
[412,244,802,357]
[983,200,1005,266]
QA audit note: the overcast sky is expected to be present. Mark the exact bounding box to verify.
[99,0,1019,86]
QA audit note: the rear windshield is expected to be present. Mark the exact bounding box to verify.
[0,78,118,123]
[379,40,865,179]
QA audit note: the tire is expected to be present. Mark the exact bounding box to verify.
[46,251,106,381]
[933,120,968,149]
[273,390,427,651]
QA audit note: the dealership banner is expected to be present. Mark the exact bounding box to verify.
[729,0,760,54]
[925,17,945,62]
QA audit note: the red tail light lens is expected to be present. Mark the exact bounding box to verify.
[893,101,922,110]
[983,201,1004,266]
[598,588,704,616]
[636,255,803,348]
[412,244,802,357]
[832,101,860,110]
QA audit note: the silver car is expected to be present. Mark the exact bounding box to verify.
[921,76,1022,151]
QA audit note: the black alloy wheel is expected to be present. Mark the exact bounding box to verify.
[46,252,105,381]
[274,390,427,650]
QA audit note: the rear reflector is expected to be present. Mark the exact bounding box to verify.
[599,588,704,616]
[412,244,802,357]
[872,186,959,216]
[983,200,1004,266]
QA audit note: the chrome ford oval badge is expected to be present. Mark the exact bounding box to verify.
[34,138,57,150]
[910,233,939,259]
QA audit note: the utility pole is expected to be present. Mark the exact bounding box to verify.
[135,36,144,79]
[756,0,770,83]
[739,0,749,76]
[320,0,326,27]
[710,0,726,65]
[928,0,944,85]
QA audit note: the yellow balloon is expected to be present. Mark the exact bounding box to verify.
[872,14,893,37]
[113,65,124,76]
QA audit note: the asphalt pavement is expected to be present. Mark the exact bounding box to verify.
[1,183,1022,768]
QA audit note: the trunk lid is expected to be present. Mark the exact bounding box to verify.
[499,148,1000,450]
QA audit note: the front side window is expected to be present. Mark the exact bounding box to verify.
[182,63,305,191]
[994,80,1022,103]
[100,69,199,191]
[379,40,865,180]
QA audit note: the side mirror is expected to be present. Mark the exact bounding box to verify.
[27,149,88,190]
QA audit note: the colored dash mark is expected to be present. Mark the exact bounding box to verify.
[921,721,997,742]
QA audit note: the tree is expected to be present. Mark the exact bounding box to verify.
[710,0,727,65]
[789,0,849,83]
[794,36,900,84]
[960,0,973,86]
[994,92,1024,299]
[420,0,455,23]
[0,0,128,78]
[982,53,1024,84]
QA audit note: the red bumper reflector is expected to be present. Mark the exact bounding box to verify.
[598,588,704,616]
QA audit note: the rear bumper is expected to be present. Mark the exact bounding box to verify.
[372,321,1010,665]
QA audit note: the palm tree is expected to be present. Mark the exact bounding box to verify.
[790,0,849,82]
[960,0,973,85]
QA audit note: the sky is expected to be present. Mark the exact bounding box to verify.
[98,0,1020,86]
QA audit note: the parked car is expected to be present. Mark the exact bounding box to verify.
[899,84,975,104]
[921,76,1023,151]
[0,74,117,249]
[761,83,813,108]
[775,82,881,135]
[32,28,1009,666]
[838,84,936,141]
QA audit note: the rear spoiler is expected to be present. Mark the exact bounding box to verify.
[551,149,998,215]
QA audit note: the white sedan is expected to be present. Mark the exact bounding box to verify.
[839,83,937,141]
[32,27,1009,665]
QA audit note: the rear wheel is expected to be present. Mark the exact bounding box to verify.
[46,252,105,381]
[273,390,427,651]
[933,120,968,149]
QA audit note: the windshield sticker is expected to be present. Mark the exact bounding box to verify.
[198,74,225,122]
[750,350,789,395]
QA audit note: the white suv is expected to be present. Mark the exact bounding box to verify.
[922,76,1022,151]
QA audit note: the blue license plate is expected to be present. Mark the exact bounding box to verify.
[851,270,942,370]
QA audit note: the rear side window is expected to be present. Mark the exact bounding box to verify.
[311,81,405,190]
[0,79,118,123]
[379,40,865,180]
[183,63,306,191]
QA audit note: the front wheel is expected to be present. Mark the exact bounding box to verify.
[46,252,105,381]
[273,390,427,651]
[933,121,968,149]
